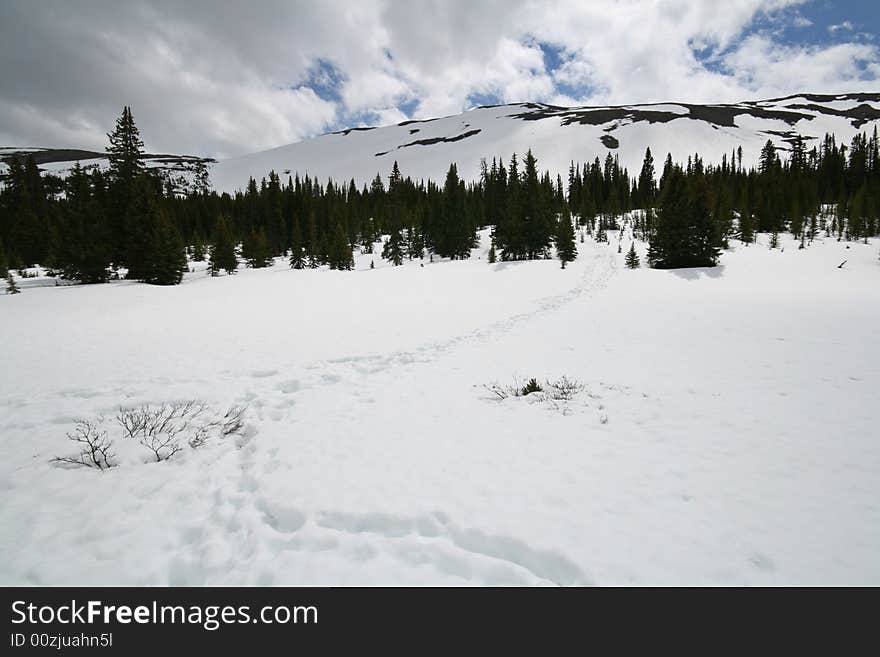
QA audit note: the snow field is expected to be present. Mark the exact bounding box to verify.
[1,228,878,585]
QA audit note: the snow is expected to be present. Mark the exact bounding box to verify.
[2,229,879,585]
[211,100,880,192]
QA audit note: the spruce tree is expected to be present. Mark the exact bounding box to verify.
[57,163,111,283]
[648,166,720,268]
[122,175,159,280]
[191,237,206,262]
[487,243,497,263]
[106,106,146,265]
[145,207,187,285]
[289,221,305,269]
[106,106,145,183]
[382,227,405,266]
[243,228,273,268]
[625,242,640,269]
[328,223,353,270]
[555,210,577,268]
[209,215,238,276]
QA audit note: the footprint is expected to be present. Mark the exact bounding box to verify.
[250,369,278,379]
[275,380,301,394]
[257,499,307,534]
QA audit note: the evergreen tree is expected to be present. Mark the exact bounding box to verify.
[638,147,656,209]
[191,237,206,262]
[144,207,187,285]
[106,106,145,183]
[243,228,273,268]
[122,175,160,280]
[328,223,354,270]
[289,221,305,269]
[209,215,238,276]
[382,227,405,266]
[648,166,720,268]
[56,163,112,283]
[625,242,640,269]
[487,242,497,263]
[555,210,577,268]
[106,106,146,265]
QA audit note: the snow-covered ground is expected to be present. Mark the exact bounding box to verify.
[1,229,879,585]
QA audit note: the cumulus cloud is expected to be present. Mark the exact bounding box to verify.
[828,21,855,34]
[0,0,876,157]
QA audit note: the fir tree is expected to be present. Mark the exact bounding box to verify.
[106,106,145,183]
[191,237,206,262]
[625,242,640,269]
[243,228,273,268]
[382,227,405,266]
[209,215,238,276]
[289,221,305,269]
[555,210,577,268]
[648,166,720,268]
[144,207,187,285]
[487,242,497,263]
[328,223,353,270]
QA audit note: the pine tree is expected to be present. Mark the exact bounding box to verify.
[106,106,145,183]
[487,242,497,263]
[289,221,305,269]
[555,210,577,268]
[625,242,640,269]
[649,166,720,268]
[209,215,238,276]
[5,270,19,294]
[191,237,206,262]
[328,223,353,270]
[382,227,405,266]
[243,228,273,268]
[144,207,187,285]
[56,163,111,283]
[106,106,146,266]
[122,175,160,280]
[638,147,656,209]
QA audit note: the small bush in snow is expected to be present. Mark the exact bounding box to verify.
[546,376,585,401]
[521,378,543,396]
[54,401,248,469]
[116,401,247,462]
[52,418,115,470]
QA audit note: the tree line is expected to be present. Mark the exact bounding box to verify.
[1,106,878,286]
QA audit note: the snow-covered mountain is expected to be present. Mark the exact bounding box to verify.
[4,93,879,193]
[0,147,214,194]
[211,92,880,192]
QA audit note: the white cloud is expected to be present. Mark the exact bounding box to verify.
[0,0,876,158]
[828,21,855,34]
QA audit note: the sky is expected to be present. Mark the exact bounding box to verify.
[0,0,877,158]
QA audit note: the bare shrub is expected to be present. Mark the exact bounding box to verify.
[115,401,247,462]
[52,418,115,470]
[482,382,515,400]
[546,376,585,401]
[219,405,246,437]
